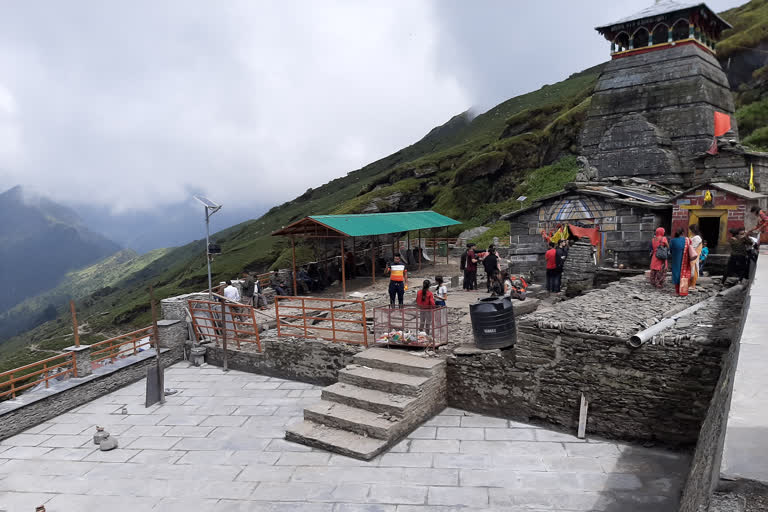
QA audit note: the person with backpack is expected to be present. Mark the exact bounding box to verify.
[649,227,669,289]
[416,279,435,334]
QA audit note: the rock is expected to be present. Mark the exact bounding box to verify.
[458,226,490,243]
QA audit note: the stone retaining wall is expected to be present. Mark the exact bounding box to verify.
[0,349,180,441]
[447,280,744,445]
[205,335,366,386]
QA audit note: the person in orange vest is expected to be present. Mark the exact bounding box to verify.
[385,254,408,308]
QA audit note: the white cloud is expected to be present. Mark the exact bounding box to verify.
[0,0,747,212]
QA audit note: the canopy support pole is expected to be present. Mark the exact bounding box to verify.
[445,227,449,265]
[418,229,422,271]
[407,234,410,265]
[340,238,346,299]
[372,236,376,285]
[291,237,298,297]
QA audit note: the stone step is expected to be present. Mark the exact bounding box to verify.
[338,365,430,396]
[304,400,403,440]
[322,382,417,417]
[353,347,445,377]
[285,420,388,460]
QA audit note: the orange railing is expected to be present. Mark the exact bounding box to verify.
[90,326,155,367]
[0,352,77,399]
[274,296,368,346]
[188,299,262,351]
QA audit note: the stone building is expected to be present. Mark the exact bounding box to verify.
[504,1,768,278]
[582,1,736,185]
[502,185,671,277]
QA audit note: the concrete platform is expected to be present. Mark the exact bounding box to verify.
[0,362,690,511]
[721,247,768,485]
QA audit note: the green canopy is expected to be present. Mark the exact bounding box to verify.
[272,211,460,238]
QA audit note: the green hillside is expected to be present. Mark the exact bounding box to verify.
[721,0,768,149]
[3,0,767,373]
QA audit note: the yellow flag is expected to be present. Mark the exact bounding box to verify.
[750,163,756,192]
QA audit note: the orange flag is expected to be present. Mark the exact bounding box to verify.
[714,112,731,137]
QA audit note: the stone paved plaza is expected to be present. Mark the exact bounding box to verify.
[0,363,689,511]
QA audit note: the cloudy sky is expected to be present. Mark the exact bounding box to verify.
[0,0,744,213]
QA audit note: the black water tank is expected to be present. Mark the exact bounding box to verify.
[469,297,516,349]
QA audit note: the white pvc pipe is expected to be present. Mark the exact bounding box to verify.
[628,284,745,348]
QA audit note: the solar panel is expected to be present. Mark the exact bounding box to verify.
[605,187,667,203]
[194,195,220,209]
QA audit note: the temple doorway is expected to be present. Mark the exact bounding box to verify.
[699,216,721,252]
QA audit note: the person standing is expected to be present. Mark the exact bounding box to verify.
[648,227,669,289]
[416,279,435,334]
[700,240,709,272]
[465,243,478,291]
[482,244,500,292]
[689,224,703,289]
[750,206,768,241]
[545,242,562,293]
[223,280,240,302]
[723,228,750,285]
[434,275,447,306]
[385,254,408,307]
[241,271,256,306]
[669,228,694,296]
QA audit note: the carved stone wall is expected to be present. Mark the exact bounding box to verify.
[581,44,737,185]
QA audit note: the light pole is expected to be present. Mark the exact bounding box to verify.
[194,195,222,299]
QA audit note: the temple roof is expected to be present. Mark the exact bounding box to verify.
[595,1,732,31]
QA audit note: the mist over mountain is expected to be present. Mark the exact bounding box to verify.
[0,186,121,313]
[74,201,270,254]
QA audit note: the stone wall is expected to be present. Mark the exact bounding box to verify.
[678,322,742,512]
[507,194,667,275]
[581,44,736,185]
[562,240,597,295]
[205,334,365,386]
[447,278,743,445]
[693,150,768,194]
[0,349,180,441]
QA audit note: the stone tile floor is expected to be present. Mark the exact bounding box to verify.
[0,363,690,511]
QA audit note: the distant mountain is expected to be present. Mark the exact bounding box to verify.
[0,186,121,313]
[74,201,269,254]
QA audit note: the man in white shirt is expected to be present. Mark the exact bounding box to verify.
[223,280,240,302]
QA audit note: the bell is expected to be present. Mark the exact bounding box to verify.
[36,507,46,512]
[93,426,110,445]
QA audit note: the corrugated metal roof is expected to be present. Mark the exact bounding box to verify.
[711,182,766,200]
[596,1,731,30]
[272,211,461,238]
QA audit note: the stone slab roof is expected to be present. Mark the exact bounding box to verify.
[595,1,732,31]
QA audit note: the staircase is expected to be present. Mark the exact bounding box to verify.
[285,347,447,460]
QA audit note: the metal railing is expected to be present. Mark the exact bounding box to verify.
[373,305,448,349]
[188,299,262,351]
[0,352,77,400]
[90,326,155,366]
[274,296,368,346]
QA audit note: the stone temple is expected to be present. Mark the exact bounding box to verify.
[505,0,768,274]
[582,0,736,185]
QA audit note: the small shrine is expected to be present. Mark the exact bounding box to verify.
[595,0,732,57]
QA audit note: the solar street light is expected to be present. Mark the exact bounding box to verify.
[517,196,527,210]
[194,195,222,299]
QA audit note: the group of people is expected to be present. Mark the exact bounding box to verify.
[649,206,767,296]
[458,242,528,299]
[223,272,269,309]
[544,239,570,293]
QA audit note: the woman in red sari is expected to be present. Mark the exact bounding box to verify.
[669,228,693,296]
[649,227,668,288]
